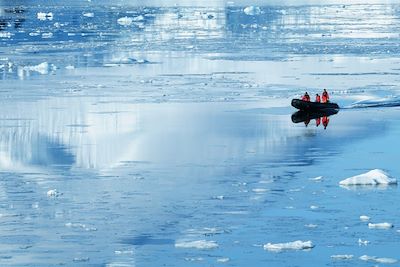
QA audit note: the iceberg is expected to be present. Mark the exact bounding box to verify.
[263,240,314,252]
[243,6,261,16]
[339,169,397,186]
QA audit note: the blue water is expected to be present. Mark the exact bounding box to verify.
[1,1,400,266]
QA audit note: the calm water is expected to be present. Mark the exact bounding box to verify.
[1,1,400,266]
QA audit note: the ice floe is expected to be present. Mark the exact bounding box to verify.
[339,169,397,186]
[175,240,218,249]
[263,240,314,252]
[37,12,53,21]
[243,6,261,16]
[368,222,393,229]
[83,12,94,18]
[47,189,61,197]
[359,255,398,264]
[24,62,49,75]
[309,176,323,181]
[217,258,230,263]
[360,215,370,222]
[358,238,370,245]
[117,17,133,26]
[65,222,97,231]
[331,254,354,260]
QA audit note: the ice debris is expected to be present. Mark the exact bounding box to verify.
[175,240,218,249]
[117,16,133,26]
[368,222,393,229]
[47,189,61,197]
[331,254,354,260]
[83,12,94,18]
[339,169,397,186]
[309,176,323,181]
[359,255,398,264]
[217,258,230,263]
[24,62,49,75]
[243,6,261,16]
[263,240,314,252]
[37,12,53,20]
[360,215,370,222]
[358,238,370,245]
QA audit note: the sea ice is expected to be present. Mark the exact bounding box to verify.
[175,240,218,249]
[117,17,133,26]
[359,255,398,264]
[358,238,370,245]
[37,12,53,20]
[24,62,49,75]
[243,6,261,16]
[339,169,397,186]
[47,189,61,197]
[263,240,314,252]
[368,222,394,229]
[331,254,354,260]
[360,215,370,222]
[217,258,230,263]
[309,176,323,181]
[83,12,94,18]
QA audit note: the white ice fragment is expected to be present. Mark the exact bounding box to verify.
[0,32,12,38]
[331,254,354,260]
[65,65,75,70]
[339,169,397,186]
[310,205,319,210]
[263,240,314,252]
[213,195,224,200]
[244,6,261,16]
[41,32,53,39]
[368,222,393,229]
[252,188,268,193]
[175,240,218,250]
[309,176,323,181]
[24,62,49,75]
[115,250,134,255]
[29,32,40,36]
[47,189,61,197]
[37,12,53,20]
[132,15,144,21]
[117,16,133,26]
[360,255,398,264]
[83,12,94,18]
[304,224,318,228]
[358,238,370,245]
[360,215,370,222]
[217,258,230,263]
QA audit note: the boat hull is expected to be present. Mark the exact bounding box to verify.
[291,99,339,111]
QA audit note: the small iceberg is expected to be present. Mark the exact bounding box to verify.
[331,254,354,260]
[360,255,398,264]
[117,16,133,26]
[175,240,218,250]
[243,6,261,16]
[47,189,61,197]
[360,215,370,222]
[368,222,393,229]
[83,12,94,18]
[263,240,314,252]
[37,12,53,21]
[339,169,397,186]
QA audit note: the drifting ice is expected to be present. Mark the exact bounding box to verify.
[175,240,218,249]
[263,240,314,252]
[339,169,397,186]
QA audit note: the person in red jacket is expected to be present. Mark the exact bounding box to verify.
[302,92,310,101]
[315,93,321,103]
[321,89,330,103]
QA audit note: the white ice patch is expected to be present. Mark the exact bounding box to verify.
[339,169,397,186]
[360,255,398,264]
[175,240,218,250]
[65,222,97,231]
[83,12,94,18]
[47,189,61,197]
[0,32,12,38]
[252,188,268,193]
[358,238,370,246]
[244,6,261,16]
[304,224,318,228]
[263,240,314,252]
[24,62,49,75]
[217,258,230,263]
[331,254,354,260]
[37,12,53,21]
[132,15,144,22]
[117,17,133,26]
[368,222,393,229]
[360,215,370,222]
[309,176,323,181]
[42,32,53,39]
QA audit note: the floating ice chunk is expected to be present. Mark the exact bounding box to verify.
[368,222,393,229]
[252,188,268,193]
[217,258,230,263]
[263,240,314,252]
[0,32,12,38]
[309,176,323,181]
[244,6,261,15]
[83,12,94,17]
[304,224,318,228]
[339,169,397,186]
[358,238,370,245]
[310,205,319,210]
[47,189,61,197]
[117,16,133,26]
[24,62,49,75]
[41,32,53,39]
[360,255,397,264]
[65,222,97,231]
[132,15,144,21]
[331,254,354,260]
[65,65,75,70]
[115,250,134,255]
[37,12,53,20]
[73,257,89,262]
[175,240,218,249]
[360,215,370,222]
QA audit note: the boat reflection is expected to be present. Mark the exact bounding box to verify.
[291,109,338,129]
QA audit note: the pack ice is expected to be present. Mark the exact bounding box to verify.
[339,169,397,186]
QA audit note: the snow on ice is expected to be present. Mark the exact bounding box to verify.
[339,169,397,186]
[263,240,314,252]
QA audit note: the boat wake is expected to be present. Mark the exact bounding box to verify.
[347,96,400,109]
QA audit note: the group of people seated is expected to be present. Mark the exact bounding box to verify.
[302,89,330,103]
